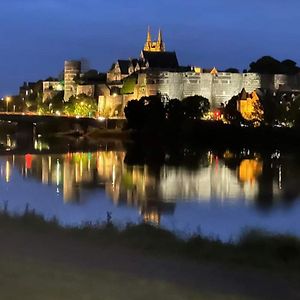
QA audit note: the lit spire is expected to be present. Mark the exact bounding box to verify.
[158,28,163,44]
[147,26,152,43]
[157,28,165,51]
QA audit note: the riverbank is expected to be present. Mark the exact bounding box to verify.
[0,211,299,299]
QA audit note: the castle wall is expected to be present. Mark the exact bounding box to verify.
[211,73,243,107]
[80,70,300,117]
[182,72,203,98]
[139,71,300,108]
[76,85,95,98]
[274,74,300,91]
[42,81,64,102]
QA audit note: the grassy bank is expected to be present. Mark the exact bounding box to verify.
[1,210,300,273]
[0,211,299,299]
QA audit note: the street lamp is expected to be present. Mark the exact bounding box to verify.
[6,97,11,113]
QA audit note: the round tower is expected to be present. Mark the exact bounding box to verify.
[64,60,81,101]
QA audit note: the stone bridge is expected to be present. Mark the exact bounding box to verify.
[0,113,109,151]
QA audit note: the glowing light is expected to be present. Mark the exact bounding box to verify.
[239,159,263,184]
[56,159,60,186]
[5,160,10,183]
[112,165,116,186]
[279,165,282,190]
[25,154,32,170]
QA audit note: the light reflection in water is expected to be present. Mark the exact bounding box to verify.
[0,150,285,224]
[1,143,300,241]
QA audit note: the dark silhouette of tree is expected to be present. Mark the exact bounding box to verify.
[287,95,300,126]
[223,95,244,125]
[124,100,146,130]
[249,56,282,74]
[281,59,300,75]
[182,95,210,120]
[249,56,300,74]
[141,95,165,129]
[258,90,285,126]
[166,99,184,123]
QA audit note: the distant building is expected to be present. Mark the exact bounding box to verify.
[64,60,81,101]
[19,81,43,102]
[46,28,300,117]
[237,89,263,121]
[42,80,64,102]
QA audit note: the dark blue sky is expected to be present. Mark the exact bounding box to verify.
[1,0,300,96]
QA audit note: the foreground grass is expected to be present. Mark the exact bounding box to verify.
[1,211,300,273]
[0,211,298,299]
[0,257,252,300]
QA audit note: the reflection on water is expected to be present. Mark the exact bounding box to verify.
[0,134,300,240]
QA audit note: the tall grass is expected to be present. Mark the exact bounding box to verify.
[1,208,300,271]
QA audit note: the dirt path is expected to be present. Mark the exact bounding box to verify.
[0,226,299,300]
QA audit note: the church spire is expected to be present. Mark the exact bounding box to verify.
[157,28,165,51]
[158,28,162,44]
[146,26,152,43]
[144,26,165,52]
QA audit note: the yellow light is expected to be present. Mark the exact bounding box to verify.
[5,160,10,183]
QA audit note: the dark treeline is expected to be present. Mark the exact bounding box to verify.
[124,94,300,149]
[248,56,300,75]
[124,94,210,132]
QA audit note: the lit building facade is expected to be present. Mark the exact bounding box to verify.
[56,28,300,117]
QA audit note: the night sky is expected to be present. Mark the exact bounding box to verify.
[1,0,299,96]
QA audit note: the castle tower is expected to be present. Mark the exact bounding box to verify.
[143,27,165,52]
[64,60,81,101]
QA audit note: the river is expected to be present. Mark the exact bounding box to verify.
[0,134,300,241]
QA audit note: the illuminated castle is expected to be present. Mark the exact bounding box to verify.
[58,28,300,118]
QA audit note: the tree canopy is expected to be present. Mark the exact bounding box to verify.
[64,94,98,117]
[249,56,300,75]
[125,95,210,131]
[182,96,210,119]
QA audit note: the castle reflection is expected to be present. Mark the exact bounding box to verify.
[0,147,291,225]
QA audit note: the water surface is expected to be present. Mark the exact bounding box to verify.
[1,135,300,241]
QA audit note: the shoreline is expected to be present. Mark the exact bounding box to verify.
[1,210,300,272]
[0,211,299,299]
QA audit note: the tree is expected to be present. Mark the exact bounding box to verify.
[125,95,166,131]
[223,95,244,125]
[166,99,184,123]
[258,90,285,126]
[124,100,145,130]
[249,56,281,74]
[287,95,300,126]
[64,94,97,117]
[181,95,210,120]
[141,95,165,128]
[249,56,300,74]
